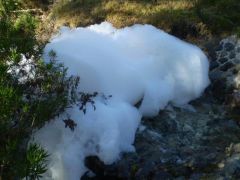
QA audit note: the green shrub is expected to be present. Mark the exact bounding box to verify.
[0,9,38,59]
[0,1,79,179]
[0,51,79,178]
[24,143,49,179]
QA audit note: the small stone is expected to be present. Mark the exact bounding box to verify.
[210,61,219,70]
[224,42,235,51]
[218,162,225,168]
[229,52,236,59]
[220,62,234,71]
[219,57,228,63]
[234,74,240,88]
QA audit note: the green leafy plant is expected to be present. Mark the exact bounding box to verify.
[0,1,80,179]
[24,143,49,180]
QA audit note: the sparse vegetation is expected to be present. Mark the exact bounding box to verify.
[50,0,240,40]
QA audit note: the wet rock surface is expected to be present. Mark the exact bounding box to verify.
[207,36,240,101]
[82,36,240,179]
[207,36,240,122]
[83,97,240,179]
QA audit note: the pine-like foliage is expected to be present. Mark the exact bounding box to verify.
[0,0,79,178]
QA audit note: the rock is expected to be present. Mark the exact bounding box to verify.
[135,161,156,178]
[208,52,217,61]
[209,70,223,81]
[233,166,240,178]
[220,62,234,71]
[84,156,105,178]
[153,170,173,180]
[208,36,240,118]
[224,42,235,51]
[220,51,228,58]
[229,52,236,59]
[86,99,240,179]
[227,91,240,111]
[210,61,219,70]
[84,156,131,179]
[219,57,228,63]
[155,116,178,134]
[215,43,223,51]
[211,79,228,101]
[237,47,240,53]
[232,68,238,75]
[234,72,240,88]
[233,58,240,64]
[189,173,204,180]
[205,40,220,60]
[233,144,240,153]
[221,154,240,179]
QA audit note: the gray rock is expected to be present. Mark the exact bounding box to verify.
[233,58,240,64]
[220,51,228,58]
[210,61,219,70]
[189,173,204,180]
[219,57,228,63]
[229,52,236,59]
[220,62,234,71]
[215,43,223,51]
[153,170,172,180]
[90,98,240,179]
[237,47,240,53]
[233,144,240,153]
[209,70,223,81]
[225,42,235,51]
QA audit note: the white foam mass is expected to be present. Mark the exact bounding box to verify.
[33,22,210,179]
